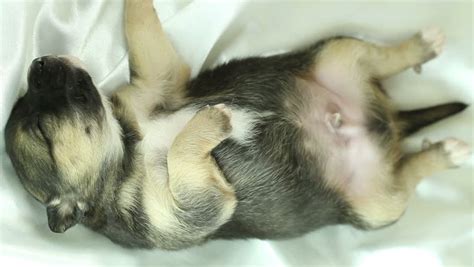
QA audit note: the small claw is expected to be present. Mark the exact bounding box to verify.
[413,64,422,74]
[422,138,432,150]
[213,103,232,119]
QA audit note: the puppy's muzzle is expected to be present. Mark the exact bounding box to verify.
[28,56,68,92]
[26,55,95,112]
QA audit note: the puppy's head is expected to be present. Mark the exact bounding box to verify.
[5,56,123,233]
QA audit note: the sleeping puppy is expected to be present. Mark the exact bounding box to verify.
[4,0,472,250]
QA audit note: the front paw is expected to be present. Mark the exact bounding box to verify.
[195,104,233,142]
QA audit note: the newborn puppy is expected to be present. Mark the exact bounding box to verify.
[4,0,471,250]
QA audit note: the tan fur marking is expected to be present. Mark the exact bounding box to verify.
[49,92,122,195]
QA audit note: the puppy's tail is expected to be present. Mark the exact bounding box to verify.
[397,102,468,137]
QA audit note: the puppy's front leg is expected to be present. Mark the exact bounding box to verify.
[119,0,190,116]
[166,104,236,244]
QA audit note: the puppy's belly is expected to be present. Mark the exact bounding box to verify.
[295,78,384,197]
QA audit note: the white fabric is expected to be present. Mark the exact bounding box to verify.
[0,1,472,266]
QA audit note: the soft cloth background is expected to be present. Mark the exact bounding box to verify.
[0,0,472,266]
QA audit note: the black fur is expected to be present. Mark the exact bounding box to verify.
[398,102,468,137]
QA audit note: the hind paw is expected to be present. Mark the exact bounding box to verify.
[420,26,445,56]
[440,138,472,167]
[422,137,471,167]
[413,27,445,73]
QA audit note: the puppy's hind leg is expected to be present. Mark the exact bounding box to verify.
[352,138,471,229]
[364,27,445,78]
[315,27,445,85]
[396,138,471,190]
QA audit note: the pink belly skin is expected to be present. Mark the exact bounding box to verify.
[294,77,384,198]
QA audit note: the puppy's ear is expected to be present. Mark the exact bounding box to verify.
[46,200,84,233]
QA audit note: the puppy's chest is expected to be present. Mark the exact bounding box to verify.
[139,109,196,156]
[138,107,258,179]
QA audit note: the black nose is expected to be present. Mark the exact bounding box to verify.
[32,57,45,71]
[31,55,63,71]
[28,55,67,88]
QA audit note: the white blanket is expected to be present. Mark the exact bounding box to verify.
[0,1,472,266]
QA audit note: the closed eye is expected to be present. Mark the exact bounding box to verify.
[36,117,48,141]
[36,118,55,161]
[34,116,58,172]
[74,93,88,103]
